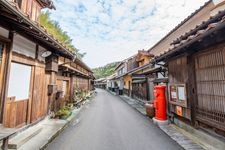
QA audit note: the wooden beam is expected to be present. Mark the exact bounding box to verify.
[1,31,14,124]
[0,15,71,58]
[27,66,35,124]
[0,35,11,43]
[35,44,39,59]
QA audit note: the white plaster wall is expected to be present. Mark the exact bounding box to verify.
[13,34,36,58]
[8,62,31,101]
[0,26,9,38]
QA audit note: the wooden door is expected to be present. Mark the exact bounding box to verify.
[194,47,225,131]
[4,62,31,127]
[55,78,70,111]
[30,66,50,123]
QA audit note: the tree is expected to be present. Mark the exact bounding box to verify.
[39,11,85,58]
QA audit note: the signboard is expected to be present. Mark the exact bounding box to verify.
[176,106,183,116]
[169,84,187,107]
[170,85,177,101]
[178,86,185,101]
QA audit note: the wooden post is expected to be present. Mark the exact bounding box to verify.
[1,31,14,124]
[27,66,35,124]
[2,137,9,150]
[187,53,198,126]
[49,71,56,112]
[45,54,58,113]
[70,76,74,102]
[146,77,150,101]
[35,44,39,59]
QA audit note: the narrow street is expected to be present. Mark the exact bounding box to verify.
[47,89,183,150]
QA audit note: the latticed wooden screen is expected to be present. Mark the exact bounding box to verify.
[195,47,225,131]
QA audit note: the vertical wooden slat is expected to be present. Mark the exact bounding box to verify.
[1,31,14,124]
[194,47,225,131]
[31,66,49,123]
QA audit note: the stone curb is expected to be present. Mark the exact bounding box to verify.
[39,96,95,150]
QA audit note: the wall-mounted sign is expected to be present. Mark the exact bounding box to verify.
[178,86,185,101]
[170,85,177,101]
[176,106,183,116]
[169,84,187,107]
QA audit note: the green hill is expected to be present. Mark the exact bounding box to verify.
[92,62,120,79]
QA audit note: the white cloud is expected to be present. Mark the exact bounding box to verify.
[50,0,208,68]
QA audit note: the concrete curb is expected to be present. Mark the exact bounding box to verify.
[39,97,95,150]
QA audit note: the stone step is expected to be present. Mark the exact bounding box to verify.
[8,126,43,149]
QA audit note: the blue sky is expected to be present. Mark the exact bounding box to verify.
[50,0,208,68]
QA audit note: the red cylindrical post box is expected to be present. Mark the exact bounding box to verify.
[153,85,167,121]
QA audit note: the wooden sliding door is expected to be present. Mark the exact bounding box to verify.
[4,62,31,127]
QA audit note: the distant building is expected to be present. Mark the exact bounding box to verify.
[94,78,107,89]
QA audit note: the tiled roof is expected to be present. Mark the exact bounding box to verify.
[37,0,55,9]
[1,0,93,75]
[0,0,74,58]
[74,58,93,73]
[127,63,150,75]
[148,0,212,52]
[154,8,225,62]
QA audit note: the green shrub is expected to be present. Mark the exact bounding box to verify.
[55,106,72,119]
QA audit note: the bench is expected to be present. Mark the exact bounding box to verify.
[0,127,18,150]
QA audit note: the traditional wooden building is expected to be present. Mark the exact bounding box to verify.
[94,78,107,89]
[122,55,138,97]
[111,50,157,101]
[114,61,127,95]
[151,0,225,134]
[0,0,93,128]
[128,50,153,101]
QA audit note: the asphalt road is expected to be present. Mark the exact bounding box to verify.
[47,89,183,150]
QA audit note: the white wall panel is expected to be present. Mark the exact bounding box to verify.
[8,62,31,101]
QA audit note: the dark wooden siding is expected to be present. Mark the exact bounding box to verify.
[168,55,191,120]
[3,97,28,128]
[168,56,188,83]
[127,56,138,72]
